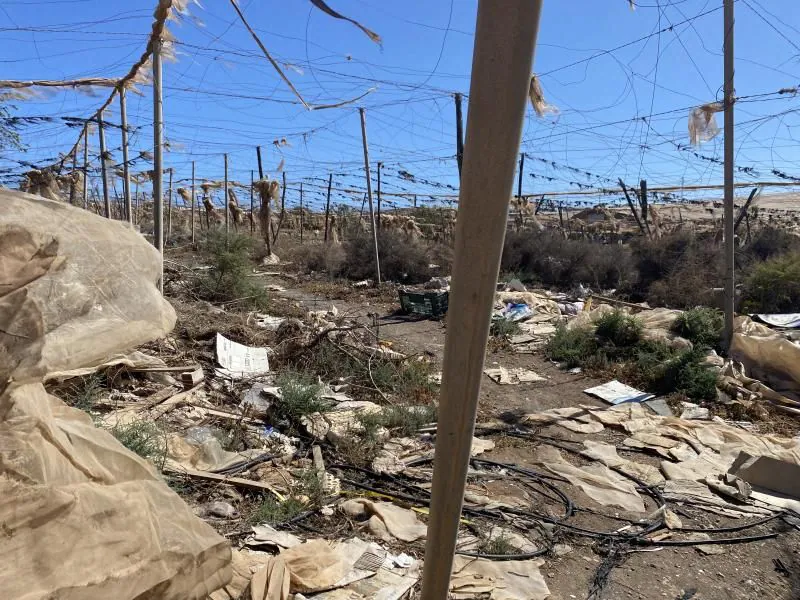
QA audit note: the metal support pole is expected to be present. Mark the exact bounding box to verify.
[256,146,271,254]
[455,92,465,178]
[359,107,382,285]
[120,88,132,223]
[224,153,229,239]
[153,37,164,291]
[299,183,304,244]
[376,161,382,230]
[250,169,255,236]
[82,129,89,209]
[324,173,333,242]
[723,0,736,346]
[97,109,111,218]
[420,3,541,598]
[167,167,173,243]
[191,161,196,244]
[517,152,524,200]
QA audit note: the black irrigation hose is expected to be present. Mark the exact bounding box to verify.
[210,452,275,475]
[634,532,780,546]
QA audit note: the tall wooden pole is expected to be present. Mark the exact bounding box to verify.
[517,152,524,200]
[120,88,132,223]
[191,161,196,244]
[69,145,78,205]
[250,169,255,236]
[358,107,382,285]
[376,161,382,230]
[455,92,465,178]
[153,37,164,292]
[82,129,89,209]
[256,146,272,255]
[272,171,286,244]
[324,173,333,242]
[419,2,541,598]
[97,109,111,218]
[299,182,304,244]
[224,153,229,238]
[723,0,736,346]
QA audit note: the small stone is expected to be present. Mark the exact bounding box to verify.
[206,501,237,519]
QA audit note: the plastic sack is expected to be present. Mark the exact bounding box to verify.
[688,102,723,146]
[0,190,231,599]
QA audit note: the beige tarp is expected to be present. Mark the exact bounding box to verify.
[0,190,230,599]
[730,316,800,404]
[450,556,550,600]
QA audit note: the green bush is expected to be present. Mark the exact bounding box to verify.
[595,310,643,348]
[109,419,167,466]
[641,345,718,400]
[545,326,598,368]
[671,307,723,347]
[741,252,800,313]
[273,372,332,425]
[196,232,269,309]
[358,404,437,438]
[491,318,521,338]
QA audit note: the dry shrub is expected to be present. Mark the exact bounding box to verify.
[629,232,723,308]
[339,231,431,284]
[288,243,346,274]
[741,226,800,264]
[502,230,634,290]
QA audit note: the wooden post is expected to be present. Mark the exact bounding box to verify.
[620,179,647,236]
[82,129,89,209]
[376,161,382,230]
[97,109,111,218]
[734,187,758,232]
[299,182,304,244]
[272,171,287,244]
[358,107,382,285]
[120,88,132,223]
[69,144,78,205]
[250,169,255,236]
[723,0,736,346]
[420,3,541,598]
[324,173,333,242]
[152,37,164,292]
[167,167,173,242]
[359,193,366,218]
[191,161,196,244]
[135,180,140,224]
[413,194,417,208]
[517,152,524,200]
[224,153,229,239]
[455,92,465,178]
[256,145,272,255]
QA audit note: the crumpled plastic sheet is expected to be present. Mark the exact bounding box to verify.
[0,190,230,599]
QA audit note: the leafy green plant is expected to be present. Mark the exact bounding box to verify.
[491,318,522,339]
[109,419,167,467]
[273,372,332,425]
[595,310,643,348]
[196,232,269,309]
[741,252,800,313]
[358,404,437,438]
[671,307,723,347]
[481,532,517,556]
[545,326,598,368]
[248,496,307,525]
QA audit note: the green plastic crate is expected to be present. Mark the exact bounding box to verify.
[398,289,449,318]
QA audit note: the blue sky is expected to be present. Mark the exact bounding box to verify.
[2,0,800,211]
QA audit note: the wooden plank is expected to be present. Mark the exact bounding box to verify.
[163,466,283,497]
[419,2,542,599]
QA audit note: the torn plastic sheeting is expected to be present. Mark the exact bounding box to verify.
[729,316,800,403]
[44,350,168,382]
[584,380,654,404]
[338,498,427,542]
[302,400,382,444]
[532,444,646,513]
[216,332,270,378]
[248,525,302,550]
[582,440,665,486]
[450,556,550,600]
[688,101,723,146]
[528,73,558,119]
[0,192,229,599]
[752,313,800,329]
[484,366,546,385]
[496,290,560,315]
